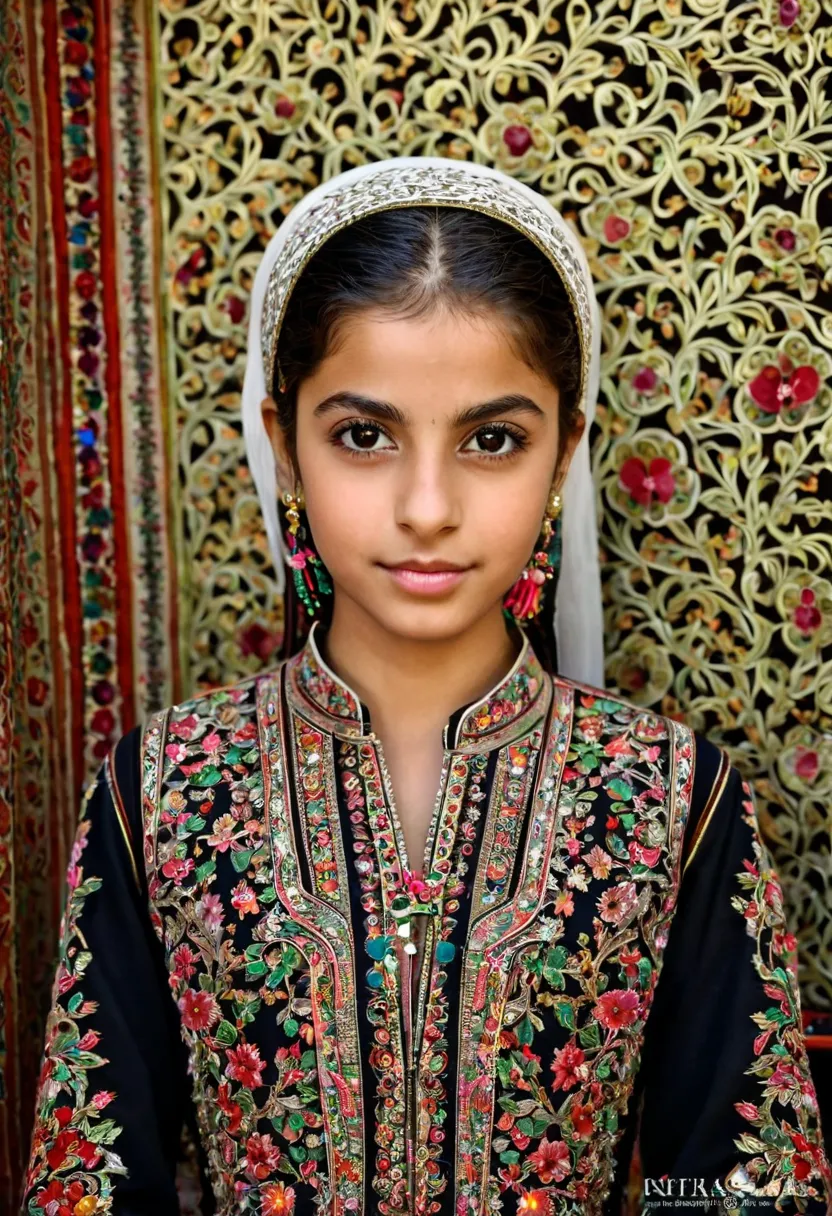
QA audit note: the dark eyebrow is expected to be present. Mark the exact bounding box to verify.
[313,391,545,426]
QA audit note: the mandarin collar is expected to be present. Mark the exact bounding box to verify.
[285,621,549,749]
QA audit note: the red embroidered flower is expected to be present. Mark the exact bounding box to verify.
[231,880,260,918]
[503,124,532,155]
[593,988,641,1030]
[619,456,675,506]
[225,1042,266,1088]
[551,1043,586,1091]
[217,1082,243,1133]
[171,944,199,981]
[632,366,658,394]
[518,1190,553,1215]
[603,215,632,243]
[178,989,220,1033]
[46,1128,101,1172]
[526,1136,570,1183]
[162,856,194,882]
[571,1101,595,1139]
[261,1181,296,1214]
[793,588,822,634]
[241,1131,282,1181]
[748,359,819,414]
[794,747,819,783]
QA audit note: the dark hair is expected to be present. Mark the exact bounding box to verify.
[274,206,583,669]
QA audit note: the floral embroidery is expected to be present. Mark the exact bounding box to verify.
[23,785,128,1214]
[727,780,832,1202]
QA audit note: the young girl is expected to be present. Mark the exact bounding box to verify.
[23,159,831,1216]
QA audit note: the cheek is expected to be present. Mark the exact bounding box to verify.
[300,465,383,567]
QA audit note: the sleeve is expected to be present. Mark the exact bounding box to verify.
[21,726,191,1215]
[636,738,832,1213]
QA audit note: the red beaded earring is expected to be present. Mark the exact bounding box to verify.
[504,488,562,622]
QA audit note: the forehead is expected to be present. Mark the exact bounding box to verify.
[300,308,559,415]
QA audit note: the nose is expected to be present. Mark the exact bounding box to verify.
[394,449,461,540]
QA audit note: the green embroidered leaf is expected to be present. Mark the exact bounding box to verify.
[86,1119,123,1145]
[543,945,569,989]
[284,1017,299,1037]
[215,1020,238,1047]
[554,1001,576,1031]
[606,833,629,860]
[195,859,216,883]
[225,745,245,765]
[245,961,268,980]
[231,848,254,873]
[578,1022,601,1049]
[618,813,636,830]
[289,1145,307,1162]
[259,886,277,905]
[499,1150,520,1166]
[185,815,206,832]
[189,766,223,787]
[596,1056,611,1080]
[607,779,634,801]
[516,1016,535,1045]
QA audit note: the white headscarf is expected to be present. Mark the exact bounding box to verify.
[242,157,604,686]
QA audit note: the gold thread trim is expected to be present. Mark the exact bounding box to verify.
[682,747,732,876]
[105,747,141,891]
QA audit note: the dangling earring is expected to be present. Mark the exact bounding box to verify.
[504,487,562,622]
[282,485,332,616]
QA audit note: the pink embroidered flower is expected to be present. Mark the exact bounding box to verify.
[178,989,220,1033]
[593,988,641,1030]
[598,881,638,925]
[632,366,658,394]
[793,588,822,634]
[171,944,199,982]
[619,456,675,506]
[202,731,222,753]
[526,1136,570,1183]
[165,742,188,764]
[197,892,224,932]
[603,215,631,243]
[735,1101,760,1120]
[503,124,532,155]
[551,1043,586,1091]
[225,1042,266,1089]
[748,359,819,414]
[91,1090,114,1110]
[162,856,195,882]
[261,1181,296,1214]
[169,713,198,739]
[585,845,613,880]
[794,747,819,783]
[231,881,260,918]
[241,1131,281,1181]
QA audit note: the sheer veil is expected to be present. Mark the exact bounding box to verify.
[242,157,605,687]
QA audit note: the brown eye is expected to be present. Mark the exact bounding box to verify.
[336,421,396,454]
[464,425,523,456]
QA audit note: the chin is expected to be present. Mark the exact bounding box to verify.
[366,598,498,645]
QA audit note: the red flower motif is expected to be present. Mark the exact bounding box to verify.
[275,97,296,118]
[603,215,631,243]
[178,989,220,1033]
[503,124,532,155]
[619,456,675,507]
[240,622,279,660]
[552,1045,583,1094]
[748,360,819,414]
[261,1181,296,1214]
[526,1136,570,1183]
[225,1042,266,1088]
[162,856,194,882]
[217,1082,243,1133]
[793,588,822,634]
[794,747,819,783]
[774,227,797,251]
[571,1101,595,1139]
[593,987,641,1030]
[631,366,658,394]
[241,1131,281,1181]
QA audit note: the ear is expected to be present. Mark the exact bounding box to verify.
[554,413,586,492]
[260,395,295,493]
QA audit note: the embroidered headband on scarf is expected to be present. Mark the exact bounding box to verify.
[242,156,604,685]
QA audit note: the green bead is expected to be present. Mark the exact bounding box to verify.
[435,941,456,964]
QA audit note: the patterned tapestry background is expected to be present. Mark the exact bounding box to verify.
[1,0,830,1203]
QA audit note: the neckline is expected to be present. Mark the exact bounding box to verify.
[287,620,548,749]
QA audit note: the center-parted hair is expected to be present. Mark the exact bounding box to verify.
[273,206,583,464]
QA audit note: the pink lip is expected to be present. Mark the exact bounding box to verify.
[380,563,471,595]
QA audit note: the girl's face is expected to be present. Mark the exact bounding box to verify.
[262,306,584,645]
